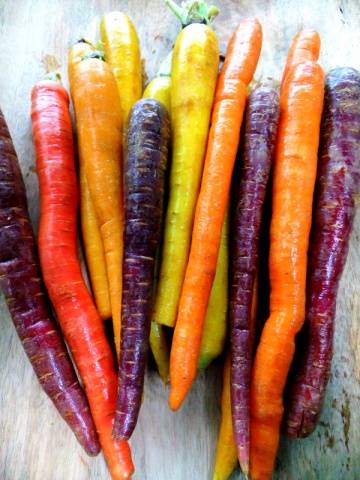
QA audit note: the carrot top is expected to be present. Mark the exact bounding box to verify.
[165,0,219,26]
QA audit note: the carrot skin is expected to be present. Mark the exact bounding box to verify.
[31,80,133,479]
[68,41,112,322]
[213,354,238,480]
[230,85,279,474]
[0,108,100,456]
[169,19,262,411]
[284,67,360,438]
[198,213,229,370]
[113,99,171,440]
[152,23,219,329]
[250,61,324,480]
[281,29,320,86]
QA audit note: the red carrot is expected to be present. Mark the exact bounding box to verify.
[284,67,360,438]
[230,84,279,475]
[31,76,133,479]
[0,107,99,456]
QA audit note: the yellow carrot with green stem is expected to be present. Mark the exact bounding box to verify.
[152,0,220,329]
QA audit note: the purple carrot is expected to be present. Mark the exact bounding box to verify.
[284,67,360,438]
[113,98,170,440]
[230,85,279,473]
[0,109,99,455]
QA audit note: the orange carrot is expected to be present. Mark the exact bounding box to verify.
[68,41,111,321]
[69,51,124,356]
[281,29,320,85]
[169,19,262,411]
[249,61,324,480]
[31,77,133,479]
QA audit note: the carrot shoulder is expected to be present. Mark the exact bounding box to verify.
[249,61,324,480]
[169,19,262,411]
[70,53,123,356]
[31,78,133,480]
[281,28,320,85]
[68,41,111,320]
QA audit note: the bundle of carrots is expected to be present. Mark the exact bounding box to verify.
[1,1,359,479]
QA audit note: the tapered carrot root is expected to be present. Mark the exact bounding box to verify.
[249,61,324,480]
[68,41,111,321]
[31,77,133,480]
[230,84,279,476]
[69,52,123,356]
[170,18,261,411]
[283,67,360,438]
[0,107,100,457]
[113,99,171,440]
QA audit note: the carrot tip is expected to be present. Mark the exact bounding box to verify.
[168,388,184,411]
[238,449,249,477]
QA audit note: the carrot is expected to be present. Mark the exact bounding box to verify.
[249,61,324,480]
[213,354,238,480]
[31,77,133,480]
[151,0,219,329]
[283,67,360,438]
[281,28,320,86]
[100,11,142,126]
[0,107,99,456]
[69,51,123,356]
[213,282,259,480]
[113,99,171,440]
[68,40,111,320]
[169,18,262,411]
[230,85,279,476]
[198,213,229,370]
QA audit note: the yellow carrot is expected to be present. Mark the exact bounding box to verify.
[100,11,142,126]
[70,52,123,356]
[213,354,238,480]
[153,1,219,328]
[80,169,111,319]
[142,63,172,383]
[198,214,229,369]
[68,41,111,320]
[149,321,169,383]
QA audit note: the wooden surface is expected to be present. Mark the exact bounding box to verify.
[1,1,360,479]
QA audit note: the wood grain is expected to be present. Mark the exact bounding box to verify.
[0,1,360,479]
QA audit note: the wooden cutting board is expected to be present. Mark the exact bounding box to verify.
[1,1,360,479]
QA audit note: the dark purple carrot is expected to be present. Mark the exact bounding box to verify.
[0,108,99,456]
[230,85,279,474]
[283,67,360,438]
[113,98,170,440]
